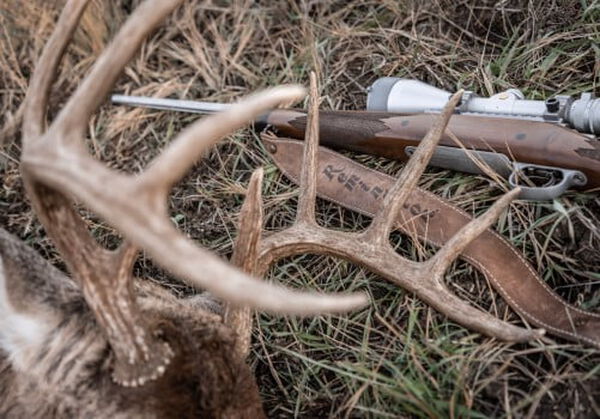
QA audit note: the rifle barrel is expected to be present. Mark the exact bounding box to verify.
[111,94,231,114]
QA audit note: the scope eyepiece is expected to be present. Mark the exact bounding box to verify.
[566,93,600,135]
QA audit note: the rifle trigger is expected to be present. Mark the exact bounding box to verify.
[508,164,588,200]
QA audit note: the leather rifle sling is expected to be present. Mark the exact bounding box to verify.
[263,135,600,348]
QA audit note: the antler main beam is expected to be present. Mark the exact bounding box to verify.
[22,0,367,313]
[257,73,544,343]
[21,0,367,386]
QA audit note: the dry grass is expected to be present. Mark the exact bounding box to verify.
[1,0,599,417]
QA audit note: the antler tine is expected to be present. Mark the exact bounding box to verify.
[114,242,139,284]
[140,86,305,195]
[224,168,265,359]
[427,188,521,278]
[23,0,89,142]
[364,90,463,244]
[415,277,543,341]
[48,0,184,142]
[295,71,320,224]
[230,168,264,278]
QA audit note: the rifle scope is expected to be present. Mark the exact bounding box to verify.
[367,78,600,135]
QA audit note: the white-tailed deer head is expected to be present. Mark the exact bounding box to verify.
[0,0,542,417]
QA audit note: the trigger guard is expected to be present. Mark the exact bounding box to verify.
[508,163,588,200]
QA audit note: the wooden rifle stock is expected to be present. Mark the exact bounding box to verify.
[264,109,600,189]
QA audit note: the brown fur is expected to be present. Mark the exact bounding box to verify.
[0,228,265,418]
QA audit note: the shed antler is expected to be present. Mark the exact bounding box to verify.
[20,0,365,386]
[251,73,544,344]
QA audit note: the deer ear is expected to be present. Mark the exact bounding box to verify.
[0,229,63,369]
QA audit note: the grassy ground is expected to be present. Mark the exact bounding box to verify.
[1,0,599,417]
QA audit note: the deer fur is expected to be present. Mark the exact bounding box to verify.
[0,227,264,418]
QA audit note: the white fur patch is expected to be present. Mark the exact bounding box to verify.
[0,255,54,368]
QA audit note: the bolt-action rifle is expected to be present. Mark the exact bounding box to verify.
[112,80,600,200]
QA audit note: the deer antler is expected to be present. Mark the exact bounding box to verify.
[20,0,366,386]
[251,73,544,343]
